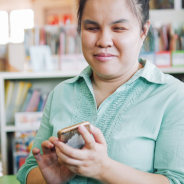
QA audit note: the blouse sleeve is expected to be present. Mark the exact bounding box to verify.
[17,91,54,184]
[154,85,184,184]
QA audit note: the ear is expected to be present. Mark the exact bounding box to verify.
[141,20,150,40]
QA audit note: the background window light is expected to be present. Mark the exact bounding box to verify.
[0,11,9,45]
[10,9,34,43]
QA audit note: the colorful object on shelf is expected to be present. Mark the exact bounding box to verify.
[140,22,184,68]
[155,51,171,68]
[5,80,48,125]
[150,0,174,9]
[13,131,37,174]
[60,54,88,71]
[142,23,184,53]
[15,112,43,129]
[24,25,82,56]
[47,14,73,25]
[29,45,55,72]
[139,52,155,65]
[172,51,184,67]
[6,43,25,72]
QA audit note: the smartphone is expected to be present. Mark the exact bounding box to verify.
[57,121,90,149]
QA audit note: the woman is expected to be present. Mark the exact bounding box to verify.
[17,0,184,183]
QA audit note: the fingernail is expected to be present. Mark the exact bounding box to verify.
[54,140,58,145]
[79,125,85,131]
[90,124,95,130]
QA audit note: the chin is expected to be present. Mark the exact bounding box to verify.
[87,57,120,77]
[93,66,117,78]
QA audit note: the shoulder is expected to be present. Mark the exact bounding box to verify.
[161,74,184,116]
[46,75,84,104]
[43,76,82,111]
[53,76,81,92]
[145,73,184,110]
[164,74,184,96]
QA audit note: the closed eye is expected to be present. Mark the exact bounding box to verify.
[87,27,99,31]
[113,27,126,31]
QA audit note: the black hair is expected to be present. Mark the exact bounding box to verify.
[77,0,150,34]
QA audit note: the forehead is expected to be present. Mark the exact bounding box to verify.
[82,0,137,23]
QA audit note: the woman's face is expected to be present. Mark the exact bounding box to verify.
[81,0,146,79]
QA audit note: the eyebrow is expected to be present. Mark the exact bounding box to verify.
[111,19,129,25]
[83,19,129,26]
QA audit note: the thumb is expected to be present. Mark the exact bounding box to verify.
[90,125,106,145]
[32,148,43,162]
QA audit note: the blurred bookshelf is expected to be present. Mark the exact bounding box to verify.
[0,0,184,176]
[0,71,81,175]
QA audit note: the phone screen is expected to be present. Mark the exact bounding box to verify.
[58,122,90,149]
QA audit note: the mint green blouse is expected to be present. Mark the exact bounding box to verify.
[17,60,184,184]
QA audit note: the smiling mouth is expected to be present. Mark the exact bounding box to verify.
[93,54,116,62]
[94,53,116,57]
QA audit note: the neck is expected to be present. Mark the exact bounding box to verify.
[91,62,143,95]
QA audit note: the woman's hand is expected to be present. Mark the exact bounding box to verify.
[52,125,112,181]
[32,137,76,184]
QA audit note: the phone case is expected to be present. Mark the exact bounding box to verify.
[57,121,90,149]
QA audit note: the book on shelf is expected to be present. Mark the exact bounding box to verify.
[149,0,174,9]
[6,81,20,123]
[13,131,37,174]
[6,43,25,72]
[25,25,82,56]
[25,90,41,112]
[5,80,49,125]
[15,112,43,129]
[29,45,55,72]
[140,22,184,67]
[0,45,7,71]
[18,82,32,112]
[150,0,184,10]
[24,25,88,72]
[172,50,184,66]
[5,81,15,109]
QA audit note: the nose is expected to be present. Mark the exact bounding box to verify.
[96,30,113,48]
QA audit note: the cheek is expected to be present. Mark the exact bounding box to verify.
[81,31,97,64]
[114,31,142,54]
[82,31,96,50]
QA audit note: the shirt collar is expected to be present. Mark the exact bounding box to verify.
[64,65,92,85]
[66,59,168,85]
[126,59,168,85]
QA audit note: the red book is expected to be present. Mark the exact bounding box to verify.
[19,157,26,168]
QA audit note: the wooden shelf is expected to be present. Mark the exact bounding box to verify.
[5,126,39,132]
[150,9,184,23]
[0,67,184,81]
[0,70,81,80]
[160,67,184,74]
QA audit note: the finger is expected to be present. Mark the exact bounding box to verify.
[65,165,79,174]
[56,147,82,166]
[32,148,43,162]
[49,136,59,147]
[58,157,64,165]
[41,140,54,155]
[49,136,58,143]
[55,141,87,160]
[90,125,106,145]
[66,165,86,176]
[78,125,95,149]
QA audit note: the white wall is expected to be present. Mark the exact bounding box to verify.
[0,0,77,26]
[0,0,33,11]
[150,10,184,24]
[32,0,76,26]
